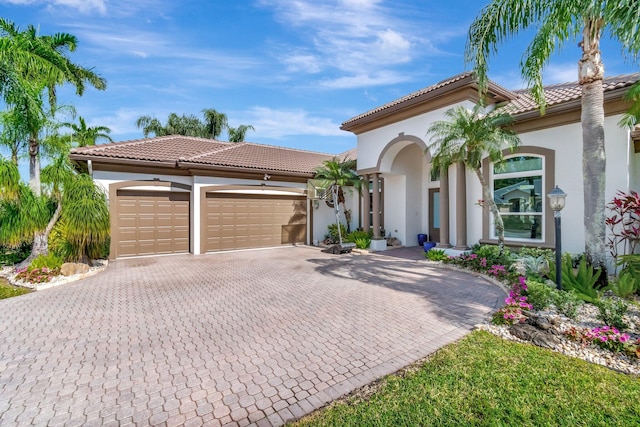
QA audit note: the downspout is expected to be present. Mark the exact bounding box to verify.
[87,159,93,178]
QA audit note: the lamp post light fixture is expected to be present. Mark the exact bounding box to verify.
[547,186,567,290]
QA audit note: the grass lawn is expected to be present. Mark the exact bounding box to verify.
[292,331,640,427]
[0,277,30,300]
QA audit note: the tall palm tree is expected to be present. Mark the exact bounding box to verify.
[427,104,520,251]
[467,1,640,268]
[63,116,112,147]
[0,18,106,196]
[228,124,255,142]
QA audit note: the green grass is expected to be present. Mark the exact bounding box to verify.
[292,331,640,427]
[0,278,31,299]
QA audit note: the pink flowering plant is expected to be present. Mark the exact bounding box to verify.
[584,326,631,353]
[565,325,637,355]
[492,276,533,325]
[15,267,60,284]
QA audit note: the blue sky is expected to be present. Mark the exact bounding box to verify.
[1,0,638,156]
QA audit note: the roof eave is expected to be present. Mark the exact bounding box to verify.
[68,154,179,169]
[176,161,314,178]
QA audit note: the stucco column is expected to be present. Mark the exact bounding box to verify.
[362,174,371,232]
[438,167,451,248]
[454,162,468,249]
[372,173,381,239]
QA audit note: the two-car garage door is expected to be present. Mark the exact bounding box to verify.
[203,193,307,252]
[114,190,307,258]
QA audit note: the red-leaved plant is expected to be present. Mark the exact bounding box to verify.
[606,190,640,272]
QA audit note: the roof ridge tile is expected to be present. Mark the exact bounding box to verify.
[184,141,244,162]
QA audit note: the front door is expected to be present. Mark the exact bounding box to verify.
[429,188,440,243]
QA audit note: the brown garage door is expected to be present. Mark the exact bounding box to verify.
[203,193,306,252]
[116,190,190,257]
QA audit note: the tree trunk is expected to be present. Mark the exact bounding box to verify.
[17,199,62,269]
[28,135,41,197]
[474,168,505,252]
[581,80,606,269]
[579,18,607,269]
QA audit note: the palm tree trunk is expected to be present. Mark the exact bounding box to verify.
[474,168,505,252]
[579,18,607,270]
[581,80,606,269]
[28,135,41,197]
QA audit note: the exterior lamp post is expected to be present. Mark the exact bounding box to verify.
[547,186,567,290]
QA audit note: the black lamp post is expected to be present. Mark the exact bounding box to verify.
[547,186,567,290]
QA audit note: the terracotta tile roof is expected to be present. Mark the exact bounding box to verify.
[342,72,640,130]
[70,135,340,175]
[341,72,476,127]
[181,141,336,174]
[338,148,357,160]
[502,73,640,115]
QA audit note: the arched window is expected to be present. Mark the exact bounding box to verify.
[491,155,544,241]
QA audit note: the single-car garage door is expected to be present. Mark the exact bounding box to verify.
[116,190,190,257]
[203,193,306,252]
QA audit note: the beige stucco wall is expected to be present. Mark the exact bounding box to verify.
[353,102,635,265]
[93,171,321,255]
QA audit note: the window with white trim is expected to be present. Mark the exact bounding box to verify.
[491,155,544,241]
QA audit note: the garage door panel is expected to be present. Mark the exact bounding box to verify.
[204,194,306,252]
[116,190,190,258]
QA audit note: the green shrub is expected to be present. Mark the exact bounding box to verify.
[552,290,583,319]
[353,236,371,249]
[471,244,513,267]
[326,223,347,244]
[0,241,31,266]
[517,247,554,261]
[595,297,629,330]
[525,280,556,311]
[549,254,600,303]
[29,253,63,272]
[425,249,448,262]
[345,230,371,242]
[519,255,550,280]
[607,272,638,299]
[15,266,60,284]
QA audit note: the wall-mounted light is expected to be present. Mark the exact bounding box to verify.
[264,173,271,181]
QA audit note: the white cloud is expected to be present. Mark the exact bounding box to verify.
[319,71,411,89]
[0,0,167,16]
[235,107,349,139]
[2,0,107,14]
[258,0,443,89]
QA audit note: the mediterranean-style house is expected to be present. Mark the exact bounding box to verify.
[342,71,640,262]
[71,72,639,263]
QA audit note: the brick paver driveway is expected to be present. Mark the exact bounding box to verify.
[0,246,504,427]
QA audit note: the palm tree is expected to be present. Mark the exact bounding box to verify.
[63,116,112,147]
[0,18,107,196]
[467,1,640,269]
[314,156,361,236]
[426,104,520,251]
[136,109,254,141]
[228,124,255,142]
[202,108,228,139]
